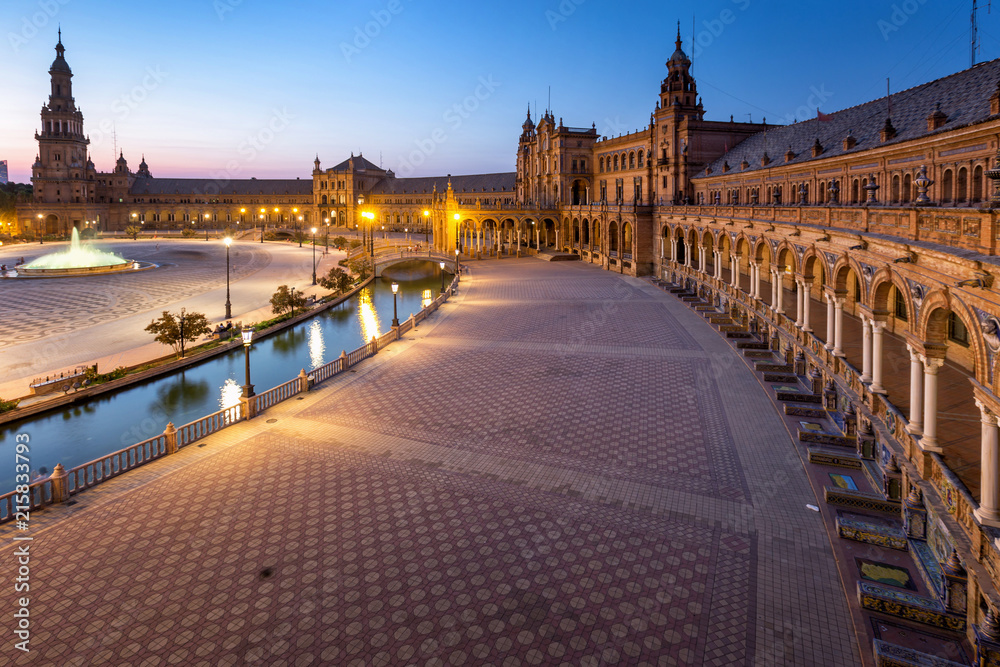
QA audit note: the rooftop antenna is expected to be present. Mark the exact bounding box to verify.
[973,0,978,67]
[691,15,695,72]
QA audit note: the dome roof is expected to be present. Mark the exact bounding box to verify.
[49,30,71,75]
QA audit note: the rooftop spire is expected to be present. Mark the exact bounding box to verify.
[676,20,682,50]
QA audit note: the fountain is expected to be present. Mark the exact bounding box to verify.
[14,228,150,277]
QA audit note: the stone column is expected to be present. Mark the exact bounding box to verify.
[753,263,761,299]
[860,315,873,383]
[870,321,886,393]
[975,400,1000,527]
[770,270,778,306]
[699,246,707,273]
[795,280,804,327]
[684,242,692,267]
[731,255,738,287]
[825,294,835,351]
[920,356,944,452]
[774,269,785,315]
[833,297,845,356]
[906,344,924,434]
[802,282,813,332]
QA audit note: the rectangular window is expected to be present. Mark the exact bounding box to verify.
[948,313,969,346]
[893,289,907,321]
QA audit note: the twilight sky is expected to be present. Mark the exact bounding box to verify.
[2,0,996,184]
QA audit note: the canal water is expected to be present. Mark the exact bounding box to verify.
[0,274,445,492]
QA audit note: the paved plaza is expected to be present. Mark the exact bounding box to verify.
[1,259,860,666]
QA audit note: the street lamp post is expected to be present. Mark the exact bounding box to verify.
[241,328,255,398]
[37,213,43,244]
[440,261,446,293]
[260,208,266,243]
[293,208,300,246]
[391,281,399,328]
[224,237,233,319]
[179,308,187,358]
[323,218,330,255]
[455,248,460,276]
[311,227,318,285]
[423,210,429,244]
[204,213,210,241]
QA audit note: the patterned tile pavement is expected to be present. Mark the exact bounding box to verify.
[1,258,860,665]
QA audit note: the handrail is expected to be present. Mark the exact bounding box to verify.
[66,435,169,495]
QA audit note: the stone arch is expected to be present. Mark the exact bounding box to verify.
[802,250,828,286]
[622,221,633,258]
[718,232,732,256]
[870,269,912,320]
[918,291,985,374]
[751,239,772,264]
[775,245,797,274]
[608,220,620,254]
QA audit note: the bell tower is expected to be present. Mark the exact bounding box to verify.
[33,30,92,206]
[659,23,700,113]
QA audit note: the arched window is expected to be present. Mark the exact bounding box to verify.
[957,167,968,203]
[321,195,328,205]
[629,152,635,169]
[942,169,954,202]
[613,155,619,171]
[851,179,860,203]
[638,151,644,168]
[599,157,605,173]
[891,175,900,202]
[819,181,826,203]
[903,173,912,203]
[974,165,984,202]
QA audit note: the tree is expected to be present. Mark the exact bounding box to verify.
[124,225,141,240]
[347,258,370,280]
[270,285,308,317]
[332,236,348,249]
[318,267,353,294]
[145,309,211,358]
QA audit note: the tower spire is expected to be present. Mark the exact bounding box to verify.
[676,20,682,49]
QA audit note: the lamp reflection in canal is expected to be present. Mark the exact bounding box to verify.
[358,289,381,343]
[422,289,433,309]
[219,378,242,411]
[308,319,326,369]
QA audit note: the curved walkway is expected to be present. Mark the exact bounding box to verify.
[1,259,858,666]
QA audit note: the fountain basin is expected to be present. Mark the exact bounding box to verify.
[9,227,156,277]
[12,261,155,278]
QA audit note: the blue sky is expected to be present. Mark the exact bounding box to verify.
[2,0,996,183]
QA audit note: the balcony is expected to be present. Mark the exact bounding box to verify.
[663,204,999,255]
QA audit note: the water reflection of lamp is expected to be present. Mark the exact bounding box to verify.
[308,319,325,369]
[220,378,242,411]
[242,327,255,397]
[440,261,446,293]
[358,290,380,342]
[391,281,399,328]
